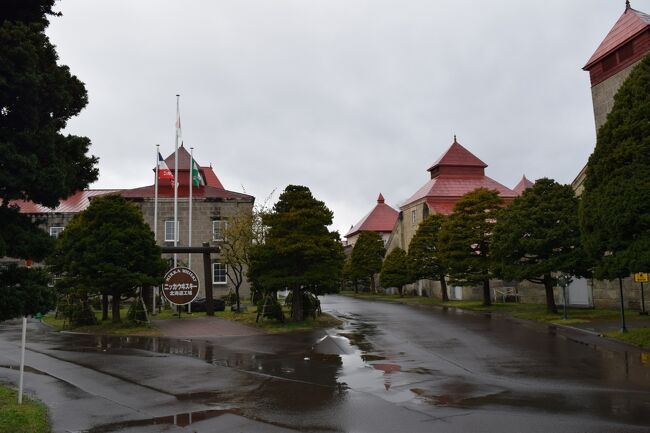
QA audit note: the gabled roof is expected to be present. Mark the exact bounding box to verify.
[14,190,120,214]
[160,145,224,189]
[427,138,487,172]
[201,165,224,189]
[346,193,399,238]
[513,175,534,196]
[584,5,650,70]
[164,144,193,170]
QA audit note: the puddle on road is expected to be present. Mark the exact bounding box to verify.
[41,307,650,428]
[85,409,228,433]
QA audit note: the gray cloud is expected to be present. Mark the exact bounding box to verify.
[47,0,636,235]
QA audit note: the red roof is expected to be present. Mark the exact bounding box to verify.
[584,6,650,69]
[402,139,516,209]
[428,138,487,172]
[201,166,224,189]
[513,175,534,196]
[160,145,225,189]
[13,190,119,214]
[119,184,253,201]
[346,193,399,238]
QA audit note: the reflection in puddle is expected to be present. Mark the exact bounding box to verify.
[86,409,227,432]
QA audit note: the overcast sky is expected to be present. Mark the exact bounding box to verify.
[46,0,643,236]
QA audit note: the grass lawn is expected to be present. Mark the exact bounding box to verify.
[43,307,159,336]
[339,290,639,325]
[605,328,650,349]
[0,385,49,433]
[43,302,341,335]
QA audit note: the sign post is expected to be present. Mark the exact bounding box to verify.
[161,267,200,314]
[18,316,26,404]
[634,272,648,315]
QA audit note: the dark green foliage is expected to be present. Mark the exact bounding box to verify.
[0,264,55,321]
[285,291,322,319]
[439,188,503,306]
[0,1,97,319]
[492,178,590,313]
[127,300,148,324]
[350,231,386,292]
[49,195,166,323]
[380,248,410,295]
[249,185,344,321]
[407,214,449,301]
[0,2,98,211]
[0,206,53,261]
[255,295,284,322]
[581,55,650,280]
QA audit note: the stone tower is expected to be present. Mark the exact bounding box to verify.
[573,1,650,194]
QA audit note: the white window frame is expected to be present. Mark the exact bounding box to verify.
[411,209,417,225]
[212,220,227,242]
[164,220,178,242]
[212,262,227,285]
[50,226,64,238]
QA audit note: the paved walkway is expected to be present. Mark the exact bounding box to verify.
[152,316,264,338]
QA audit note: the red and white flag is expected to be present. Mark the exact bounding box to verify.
[158,152,174,186]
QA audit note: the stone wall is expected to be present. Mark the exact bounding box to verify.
[135,197,254,300]
[591,58,644,132]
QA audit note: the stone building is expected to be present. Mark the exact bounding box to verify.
[344,193,399,251]
[13,145,254,301]
[120,145,254,300]
[386,137,517,256]
[570,2,650,308]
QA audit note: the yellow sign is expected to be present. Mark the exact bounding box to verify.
[641,352,650,365]
[634,272,649,283]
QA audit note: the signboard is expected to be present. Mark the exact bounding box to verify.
[162,267,200,305]
[634,272,649,283]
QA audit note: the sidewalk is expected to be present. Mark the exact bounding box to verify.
[569,317,650,334]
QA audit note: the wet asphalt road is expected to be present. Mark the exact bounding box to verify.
[1,295,649,433]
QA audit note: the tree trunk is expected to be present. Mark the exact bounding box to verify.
[111,289,121,323]
[101,293,109,321]
[370,274,376,294]
[543,273,558,314]
[292,287,304,321]
[235,284,241,312]
[482,278,492,306]
[439,275,449,302]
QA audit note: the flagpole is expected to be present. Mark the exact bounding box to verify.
[154,144,159,242]
[173,95,180,267]
[153,145,160,315]
[188,147,193,269]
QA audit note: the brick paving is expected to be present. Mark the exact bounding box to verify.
[152,316,264,338]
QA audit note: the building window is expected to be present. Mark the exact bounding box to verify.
[50,227,64,238]
[411,209,417,225]
[164,220,178,242]
[213,262,227,284]
[212,220,227,241]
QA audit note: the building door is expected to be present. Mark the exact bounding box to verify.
[558,277,592,307]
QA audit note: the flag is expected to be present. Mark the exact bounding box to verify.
[192,158,205,187]
[176,110,182,142]
[157,152,174,186]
